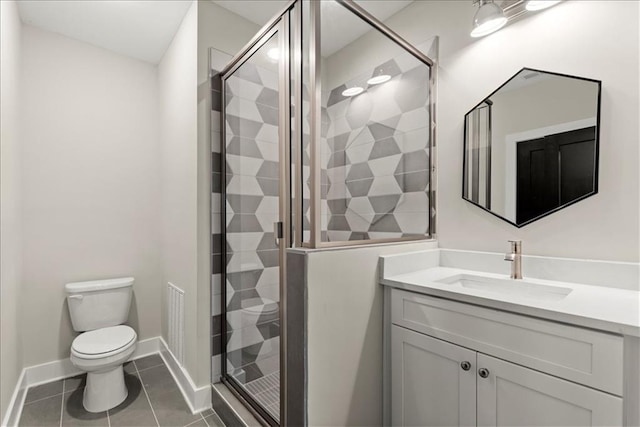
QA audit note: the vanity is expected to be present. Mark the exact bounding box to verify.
[379,248,640,427]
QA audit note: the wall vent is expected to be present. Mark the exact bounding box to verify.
[167,282,185,366]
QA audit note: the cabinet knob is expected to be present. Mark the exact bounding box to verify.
[460,361,471,371]
[478,368,490,378]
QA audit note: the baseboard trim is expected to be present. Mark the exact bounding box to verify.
[158,337,211,414]
[1,369,27,427]
[1,336,163,427]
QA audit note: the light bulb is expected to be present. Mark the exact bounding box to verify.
[470,0,508,38]
[341,87,364,97]
[367,75,391,85]
[267,48,279,61]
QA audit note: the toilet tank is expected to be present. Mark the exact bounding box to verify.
[65,277,134,332]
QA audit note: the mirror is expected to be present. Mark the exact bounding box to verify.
[463,68,601,227]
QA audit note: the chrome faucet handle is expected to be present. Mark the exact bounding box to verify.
[505,240,523,279]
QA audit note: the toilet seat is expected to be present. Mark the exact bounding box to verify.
[241,298,278,314]
[72,325,136,360]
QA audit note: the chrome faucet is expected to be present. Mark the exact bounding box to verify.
[504,240,523,279]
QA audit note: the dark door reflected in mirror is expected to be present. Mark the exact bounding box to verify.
[463,68,601,227]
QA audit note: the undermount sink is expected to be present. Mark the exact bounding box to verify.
[435,273,573,301]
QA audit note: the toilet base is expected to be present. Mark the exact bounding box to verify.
[83,364,128,413]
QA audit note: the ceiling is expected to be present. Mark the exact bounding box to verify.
[212,0,414,56]
[210,0,290,27]
[17,0,193,64]
[16,0,415,65]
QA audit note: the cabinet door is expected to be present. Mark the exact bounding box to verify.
[476,353,623,427]
[391,325,476,426]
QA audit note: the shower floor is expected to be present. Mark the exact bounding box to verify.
[245,370,280,421]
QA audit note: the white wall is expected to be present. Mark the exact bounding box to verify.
[157,0,200,383]
[306,242,437,427]
[380,0,639,262]
[156,0,259,388]
[0,0,24,421]
[20,25,162,366]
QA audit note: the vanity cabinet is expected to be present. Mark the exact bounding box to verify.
[387,289,625,426]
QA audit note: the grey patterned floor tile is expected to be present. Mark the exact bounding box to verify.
[62,389,109,426]
[123,361,137,375]
[25,380,64,404]
[19,394,62,426]
[64,375,86,392]
[108,374,157,427]
[138,365,200,427]
[133,354,164,372]
[203,413,225,427]
[200,409,215,418]
[19,352,204,427]
[183,418,208,427]
[137,364,175,390]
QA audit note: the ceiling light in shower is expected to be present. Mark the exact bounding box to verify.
[470,0,507,38]
[267,48,279,61]
[367,74,391,85]
[342,87,364,97]
[525,1,561,11]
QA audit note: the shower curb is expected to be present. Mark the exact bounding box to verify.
[211,382,264,426]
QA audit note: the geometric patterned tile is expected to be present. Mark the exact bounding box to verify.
[368,214,402,232]
[394,170,429,192]
[368,176,402,197]
[257,104,279,126]
[233,62,263,85]
[345,177,374,197]
[346,93,373,129]
[346,162,373,181]
[394,79,429,112]
[369,194,402,214]
[256,87,279,108]
[256,177,279,196]
[368,137,401,160]
[394,150,429,175]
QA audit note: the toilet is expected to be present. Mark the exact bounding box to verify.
[240,298,279,356]
[65,277,137,413]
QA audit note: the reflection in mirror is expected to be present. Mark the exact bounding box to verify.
[463,68,601,227]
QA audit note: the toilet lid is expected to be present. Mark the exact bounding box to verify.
[72,325,136,355]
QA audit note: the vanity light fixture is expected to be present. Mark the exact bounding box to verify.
[470,0,508,38]
[525,0,561,11]
[342,86,364,97]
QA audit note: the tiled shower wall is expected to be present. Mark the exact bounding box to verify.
[321,51,431,241]
[211,48,281,385]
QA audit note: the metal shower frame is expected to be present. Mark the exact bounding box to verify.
[217,1,437,425]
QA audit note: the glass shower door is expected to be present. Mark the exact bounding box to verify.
[222,24,284,424]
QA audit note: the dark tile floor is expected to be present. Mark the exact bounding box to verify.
[19,354,224,427]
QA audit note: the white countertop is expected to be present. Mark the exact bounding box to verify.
[381,266,640,337]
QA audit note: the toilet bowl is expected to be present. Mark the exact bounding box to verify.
[66,277,136,413]
[241,298,279,326]
[70,325,137,412]
[241,298,279,356]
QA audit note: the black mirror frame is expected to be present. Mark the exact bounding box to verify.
[462,67,602,228]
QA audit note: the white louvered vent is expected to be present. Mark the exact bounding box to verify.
[167,282,185,365]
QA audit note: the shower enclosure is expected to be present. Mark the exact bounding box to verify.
[215,0,435,424]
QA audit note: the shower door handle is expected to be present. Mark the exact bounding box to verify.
[274,221,283,247]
